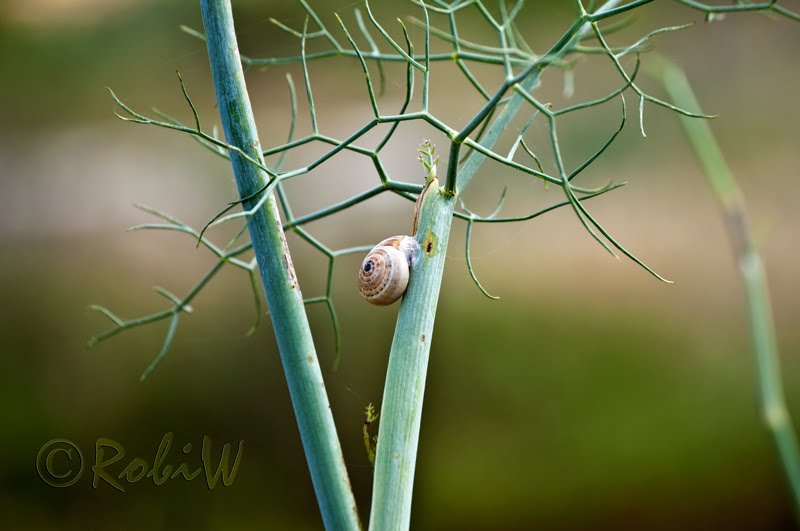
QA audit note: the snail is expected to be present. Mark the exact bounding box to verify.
[358,235,420,306]
[358,160,438,306]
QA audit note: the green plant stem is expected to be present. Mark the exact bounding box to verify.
[369,2,627,529]
[369,184,456,529]
[200,1,360,529]
[653,55,800,517]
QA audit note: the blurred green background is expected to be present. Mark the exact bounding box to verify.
[1,1,799,529]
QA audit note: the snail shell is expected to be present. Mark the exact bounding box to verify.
[358,235,420,306]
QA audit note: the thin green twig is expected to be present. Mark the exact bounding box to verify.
[653,55,800,517]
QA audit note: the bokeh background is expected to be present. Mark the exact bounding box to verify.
[1,1,799,529]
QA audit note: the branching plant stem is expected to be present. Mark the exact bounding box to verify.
[371,1,641,528]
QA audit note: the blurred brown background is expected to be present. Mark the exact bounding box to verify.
[1,1,799,529]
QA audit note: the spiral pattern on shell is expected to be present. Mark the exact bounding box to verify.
[358,235,419,306]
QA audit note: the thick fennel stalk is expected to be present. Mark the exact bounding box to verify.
[200,1,360,528]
